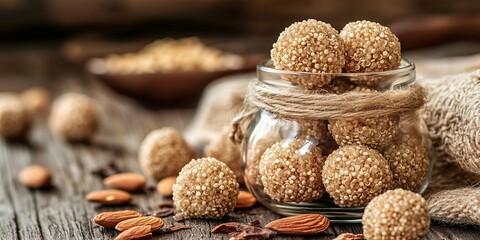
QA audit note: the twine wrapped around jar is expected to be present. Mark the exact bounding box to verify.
[230,79,427,144]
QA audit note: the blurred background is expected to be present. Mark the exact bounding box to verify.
[0,0,479,105]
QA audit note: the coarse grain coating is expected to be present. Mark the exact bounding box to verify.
[49,93,98,141]
[382,133,430,191]
[172,157,239,219]
[362,189,430,240]
[0,93,30,138]
[328,86,399,150]
[139,127,195,180]
[204,128,243,183]
[271,19,345,88]
[323,145,392,207]
[259,139,325,203]
[328,78,357,94]
[340,20,401,76]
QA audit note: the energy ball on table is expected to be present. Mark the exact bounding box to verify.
[139,127,195,181]
[49,93,98,141]
[172,157,239,219]
[0,93,30,138]
[259,138,325,203]
[382,133,430,191]
[271,19,345,88]
[362,189,430,240]
[340,20,401,74]
[323,145,392,207]
[20,87,50,113]
[204,128,243,184]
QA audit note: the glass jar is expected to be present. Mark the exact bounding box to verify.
[241,59,433,223]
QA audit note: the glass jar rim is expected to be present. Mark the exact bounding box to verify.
[257,58,415,77]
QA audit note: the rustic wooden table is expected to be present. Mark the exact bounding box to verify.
[0,47,479,240]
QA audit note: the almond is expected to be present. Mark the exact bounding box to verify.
[86,189,132,205]
[104,173,146,192]
[156,176,176,197]
[334,233,365,240]
[115,225,152,240]
[93,210,143,228]
[116,216,164,232]
[265,214,330,235]
[235,191,257,208]
[18,165,51,188]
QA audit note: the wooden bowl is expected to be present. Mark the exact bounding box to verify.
[87,54,265,103]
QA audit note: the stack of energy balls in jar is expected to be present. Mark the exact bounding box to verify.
[256,19,430,208]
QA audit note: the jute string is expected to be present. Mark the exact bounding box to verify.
[230,79,427,143]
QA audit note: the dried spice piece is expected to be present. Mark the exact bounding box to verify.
[153,208,174,218]
[204,128,243,183]
[104,173,146,192]
[138,127,195,180]
[382,133,430,191]
[362,189,430,240]
[229,228,275,240]
[271,19,345,88]
[18,165,51,188]
[20,87,50,113]
[212,220,274,240]
[211,220,260,233]
[173,157,239,219]
[90,159,121,178]
[0,93,30,138]
[259,139,325,203]
[341,20,401,74]
[93,210,143,228]
[158,200,174,209]
[322,145,392,207]
[334,233,365,240]
[164,225,191,233]
[265,214,330,235]
[49,93,98,141]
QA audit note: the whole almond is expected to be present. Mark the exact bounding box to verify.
[156,176,176,197]
[334,233,365,240]
[93,210,143,228]
[265,214,330,235]
[115,225,152,240]
[104,173,146,192]
[86,189,132,205]
[235,191,257,208]
[18,165,51,188]
[116,216,164,232]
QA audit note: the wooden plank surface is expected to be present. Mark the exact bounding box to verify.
[0,48,479,240]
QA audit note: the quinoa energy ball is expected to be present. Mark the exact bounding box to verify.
[139,127,195,180]
[49,93,98,141]
[362,189,430,240]
[259,138,325,203]
[340,20,401,73]
[204,128,243,183]
[271,19,345,88]
[0,93,30,138]
[172,157,239,219]
[323,145,392,207]
[383,133,430,191]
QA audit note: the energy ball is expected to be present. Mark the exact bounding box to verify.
[172,157,239,219]
[0,93,30,138]
[328,78,357,94]
[259,138,325,203]
[383,133,430,191]
[340,20,401,74]
[49,93,98,141]
[271,19,345,88]
[246,138,277,186]
[139,127,195,181]
[362,189,430,240]
[204,128,243,183]
[323,145,392,207]
[294,118,328,140]
[20,87,50,113]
